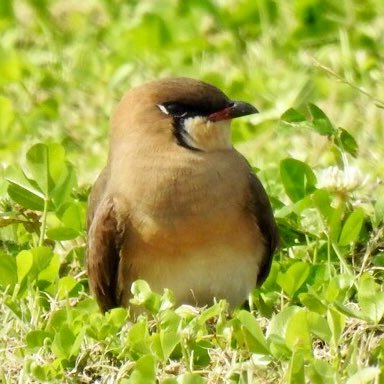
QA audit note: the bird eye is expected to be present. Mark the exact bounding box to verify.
[158,103,188,118]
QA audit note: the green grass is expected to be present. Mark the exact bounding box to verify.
[1,0,384,382]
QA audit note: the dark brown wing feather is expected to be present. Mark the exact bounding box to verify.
[248,172,279,285]
[87,167,110,228]
[87,169,121,312]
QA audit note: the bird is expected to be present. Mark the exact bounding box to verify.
[87,77,278,313]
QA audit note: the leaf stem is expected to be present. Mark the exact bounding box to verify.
[39,197,48,246]
[332,243,354,277]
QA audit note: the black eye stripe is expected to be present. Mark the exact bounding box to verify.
[163,103,188,116]
[159,102,223,118]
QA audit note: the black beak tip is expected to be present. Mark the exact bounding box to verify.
[230,100,259,118]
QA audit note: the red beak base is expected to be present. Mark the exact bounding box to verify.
[208,101,258,122]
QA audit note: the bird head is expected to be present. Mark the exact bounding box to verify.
[110,77,258,153]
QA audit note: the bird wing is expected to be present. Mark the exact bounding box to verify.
[87,168,122,312]
[248,172,279,285]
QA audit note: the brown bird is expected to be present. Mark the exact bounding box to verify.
[87,77,278,313]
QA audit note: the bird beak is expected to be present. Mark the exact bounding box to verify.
[208,101,258,122]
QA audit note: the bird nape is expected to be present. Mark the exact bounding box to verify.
[86,77,278,314]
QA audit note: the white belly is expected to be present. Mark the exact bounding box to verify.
[127,244,262,308]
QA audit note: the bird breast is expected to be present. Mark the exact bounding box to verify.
[111,148,251,244]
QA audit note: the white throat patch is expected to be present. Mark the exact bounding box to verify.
[181,116,232,151]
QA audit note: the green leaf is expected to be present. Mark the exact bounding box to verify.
[197,301,224,325]
[373,253,384,267]
[158,308,180,333]
[16,250,33,285]
[130,280,162,313]
[299,292,327,315]
[338,208,365,246]
[5,166,45,210]
[312,189,344,242]
[312,189,333,219]
[47,308,68,332]
[31,247,54,273]
[26,330,53,349]
[235,310,269,354]
[25,144,50,195]
[51,164,77,208]
[105,307,129,330]
[57,276,82,299]
[7,182,45,211]
[5,166,44,198]
[287,349,305,384]
[308,104,336,136]
[346,367,380,384]
[307,359,337,384]
[268,306,302,358]
[325,274,354,303]
[337,128,358,158]
[327,307,346,347]
[7,143,75,211]
[0,253,17,289]
[332,301,364,320]
[37,251,60,286]
[5,143,75,212]
[60,202,85,232]
[190,339,211,367]
[276,262,310,297]
[70,328,86,358]
[280,158,317,202]
[177,373,205,384]
[51,324,77,359]
[285,309,312,354]
[33,360,58,382]
[281,108,306,123]
[125,320,150,356]
[268,306,302,339]
[126,355,156,384]
[150,329,181,362]
[357,274,384,324]
[161,379,177,384]
[46,227,80,241]
[307,311,332,343]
